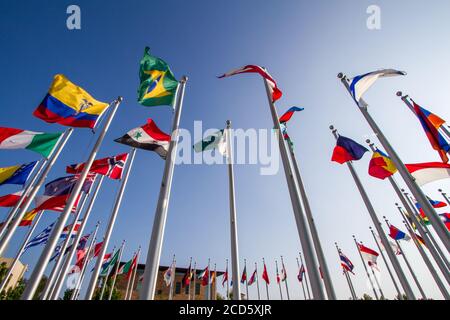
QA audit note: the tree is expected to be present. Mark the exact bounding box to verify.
[361,293,373,300]
[0,262,8,283]
[63,289,75,300]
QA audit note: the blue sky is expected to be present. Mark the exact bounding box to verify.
[1,0,449,299]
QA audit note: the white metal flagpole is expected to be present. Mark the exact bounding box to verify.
[140,77,188,300]
[353,236,379,300]
[50,174,106,299]
[108,240,125,300]
[21,97,122,300]
[84,147,137,300]
[126,247,140,300]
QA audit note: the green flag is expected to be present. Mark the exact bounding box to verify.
[138,47,179,107]
[118,257,133,275]
[100,249,120,277]
[193,129,228,155]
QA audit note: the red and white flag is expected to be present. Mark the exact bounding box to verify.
[0,190,24,207]
[262,263,270,284]
[358,243,379,267]
[67,153,129,180]
[218,65,283,102]
[405,162,450,186]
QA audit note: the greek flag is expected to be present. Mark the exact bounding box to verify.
[23,222,55,253]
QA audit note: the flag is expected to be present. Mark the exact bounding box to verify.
[415,233,426,247]
[138,47,179,107]
[163,264,174,286]
[240,265,247,284]
[348,69,406,107]
[248,270,257,286]
[415,197,445,224]
[0,190,24,207]
[405,162,450,186]
[368,148,397,179]
[222,267,228,287]
[114,119,170,159]
[331,136,368,164]
[33,74,109,129]
[96,252,113,274]
[210,271,216,285]
[262,263,270,284]
[193,129,228,156]
[0,127,62,158]
[389,225,411,241]
[280,262,287,282]
[276,265,281,284]
[357,244,379,267]
[23,222,54,252]
[18,210,39,227]
[127,253,138,280]
[339,251,355,274]
[428,197,446,208]
[60,220,82,239]
[199,266,209,286]
[0,161,37,186]
[279,107,304,124]
[67,153,129,180]
[280,123,294,151]
[377,234,402,255]
[218,65,282,102]
[182,262,192,288]
[88,241,104,259]
[440,213,450,230]
[118,256,134,277]
[412,100,449,163]
[297,264,305,282]
[100,249,120,277]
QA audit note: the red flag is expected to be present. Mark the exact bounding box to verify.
[66,153,129,180]
[127,253,138,280]
[262,263,270,284]
[0,191,24,207]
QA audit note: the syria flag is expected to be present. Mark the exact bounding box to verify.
[0,190,23,207]
[218,65,283,102]
[67,153,129,180]
[114,119,170,159]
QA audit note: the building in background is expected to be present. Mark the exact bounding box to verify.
[114,264,224,300]
[0,257,27,291]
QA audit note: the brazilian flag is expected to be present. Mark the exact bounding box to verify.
[138,47,179,107]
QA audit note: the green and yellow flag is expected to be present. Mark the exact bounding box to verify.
[138,47,179,107]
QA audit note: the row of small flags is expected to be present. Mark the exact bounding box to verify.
[0,42,449,300]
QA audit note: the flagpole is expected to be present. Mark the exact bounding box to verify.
[99,245,116,301]
[244,259,249,300]
[299,252,311,299]
[41,191,89,300]
[330,126,416,299]
[262,258,269,300]
[108,240,125,300]
[0,128,73,255]
[0,158,45,241]
[71,221,100,300]
[438,189,450,206]
[0,210,44,293]
[84,147,137,300]
[335,243,356,300]
[207,258,211,301]
[263,76,325,300]
[275,260,283,300]
[296,258,306,300]
[192,262,197,301]
[403,189,450,271]
[22,98,122,300]
[287,134,336,300]
[365,140,450,280]
[124,251,135,300]
[213,263,217,300]
[352,236,379,300]
[398,210,450,299]
[397,204,450,289]
[339,74,450,249]
[226,120,242,301]
[140,76,188,300]
[225,259,229,300]
[169,256,176,300]
[127,247,140,300]
[361,240,384,299]
[383,217,427,299]
[280,256,290,300]
[369,226,402,299]
[255,262,261,300]
[50,174,106,299]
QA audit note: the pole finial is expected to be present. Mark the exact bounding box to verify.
[181,75,188,83]
[337,73,344,79]
[369,226,372,230]
[366,139,371,144]
[117,96,123,102]
[438,188,443,192]
[396,91,403,97]
[329,125,334,130]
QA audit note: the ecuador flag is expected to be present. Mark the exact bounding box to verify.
[138,47,179,107]
[34,74,109,129]
[368,148,397,179]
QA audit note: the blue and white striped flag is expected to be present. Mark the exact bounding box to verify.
[23,222,55,253]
